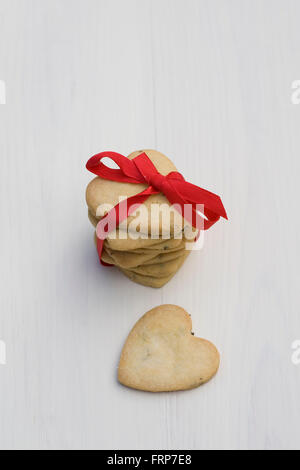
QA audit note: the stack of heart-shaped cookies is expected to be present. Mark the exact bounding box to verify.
[86,150,197,287]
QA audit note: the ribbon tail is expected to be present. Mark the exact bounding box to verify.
[97,237,114,266]
[173,180,228,221]
[168,181,227,230]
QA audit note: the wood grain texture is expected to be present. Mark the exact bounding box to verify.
[0,0,300,450]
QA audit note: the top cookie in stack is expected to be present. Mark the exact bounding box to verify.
[86,150,197,287]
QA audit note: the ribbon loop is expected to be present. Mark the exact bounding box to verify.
[86,151,143,184]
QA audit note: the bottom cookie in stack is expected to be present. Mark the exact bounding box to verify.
[93,233,191,288]
[119,252,190,288]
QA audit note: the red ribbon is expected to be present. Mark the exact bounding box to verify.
[86,151,227,266]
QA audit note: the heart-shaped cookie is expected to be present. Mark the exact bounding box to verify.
[118,305,220,392]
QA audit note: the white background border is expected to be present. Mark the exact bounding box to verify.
[0,0,300,450]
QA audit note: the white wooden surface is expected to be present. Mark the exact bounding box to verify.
[0,0,300,450]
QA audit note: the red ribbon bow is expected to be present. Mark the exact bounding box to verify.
[86,151,227,266]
